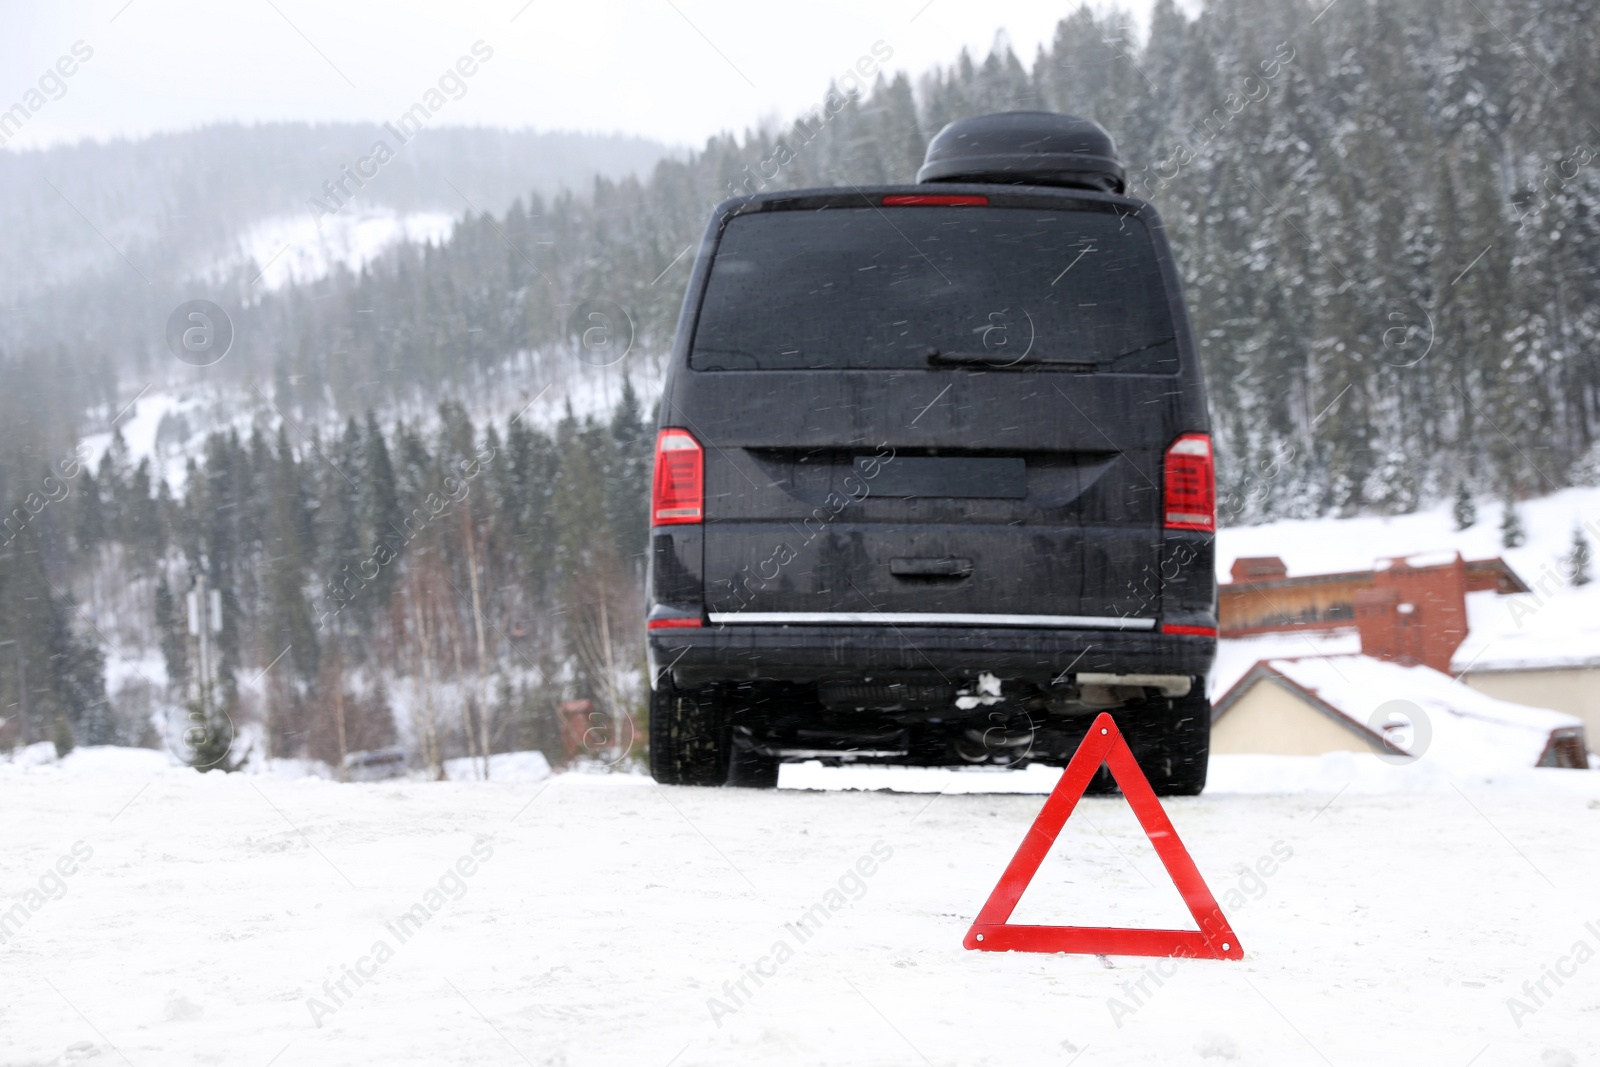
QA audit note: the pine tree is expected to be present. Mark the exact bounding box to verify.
[52,713,75,759]
[201,432,248,709]
[1568,526,1592,586]
[265,427,320,687]
[1452,482,1476,531]
[1500,497,1526,549]
[318,416,365,634]
[1,526,110,746]
[96,430,129,538]
[361,409,403,613]
[605,376,651,572]
[154,574,189,688]
[73,467,104,551]
[362,412,399,529]
[121,457,163,563]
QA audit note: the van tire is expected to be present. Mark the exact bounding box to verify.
[1133,689,1210,796]
[726,744,781,788]
[649,681,727,786]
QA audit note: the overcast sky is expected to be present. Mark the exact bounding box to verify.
[1,0,1178,151]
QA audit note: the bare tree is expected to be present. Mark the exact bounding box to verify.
[461,504,492,779]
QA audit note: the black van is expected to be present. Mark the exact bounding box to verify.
[646,112,1216,793]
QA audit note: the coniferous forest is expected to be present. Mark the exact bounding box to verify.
[3,0,1599,768]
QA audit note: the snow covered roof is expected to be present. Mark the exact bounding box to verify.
[1209,629,1362,700]
[1215,654,1585,772]
[1452,585,1600,673]
[1373,550,1461,571]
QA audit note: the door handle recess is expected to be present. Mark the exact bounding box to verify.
[890,556,973,578]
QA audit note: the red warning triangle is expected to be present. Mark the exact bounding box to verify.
[964,712,1242,959]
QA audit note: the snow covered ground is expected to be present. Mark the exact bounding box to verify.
[3,747,1598,1066]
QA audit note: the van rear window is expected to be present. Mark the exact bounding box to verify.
[689,206,1177,373]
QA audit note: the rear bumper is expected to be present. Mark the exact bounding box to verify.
[649,623,1215,688]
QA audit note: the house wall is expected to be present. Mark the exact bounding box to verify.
[1220,575,1367,635]
[1462,667,1600,752]
[1211,678,1374,756]
[1219,557,1532,672]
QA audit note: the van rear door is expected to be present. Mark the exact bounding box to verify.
[671,194,1198,630]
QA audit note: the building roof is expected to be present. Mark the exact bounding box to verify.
[1214,654,1585,771]
[1452,585,1600,673]
[1219,552,1528,639]
[1224,554,1527,596]
[1208,628,1362,700]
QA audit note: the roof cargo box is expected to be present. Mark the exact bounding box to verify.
[915,111,1126,194]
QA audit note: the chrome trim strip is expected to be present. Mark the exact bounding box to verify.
[706,611,1156,631]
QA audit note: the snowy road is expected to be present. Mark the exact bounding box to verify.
[3,750,1599,1066]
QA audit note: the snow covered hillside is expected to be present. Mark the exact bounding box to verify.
[1214,485,1597,603]
[225,209,458,291]
[81,343,662,494]
[3,748,1597,1065]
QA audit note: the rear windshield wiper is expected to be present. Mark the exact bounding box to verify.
[924,348,1095,371]
[924,337,1175,371]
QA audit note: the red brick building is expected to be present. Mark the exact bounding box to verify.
[1219,552,1529,673]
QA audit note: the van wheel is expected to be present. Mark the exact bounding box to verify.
[649,681,727,786]
[727,744,781,788]
[1130,689,1210,796]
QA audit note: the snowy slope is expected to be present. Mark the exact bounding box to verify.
[1215,487,1599,594]
[225,209,458,290]
[80,345,664,494]
[2,748,1597,1066]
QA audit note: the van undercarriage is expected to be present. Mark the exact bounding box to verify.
[650,669,1210,793]
[649,624,1213,793]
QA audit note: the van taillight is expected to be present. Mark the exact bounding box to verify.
[1163,433,1215,532]
[647,617,702,630]
[652,428,703,525]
